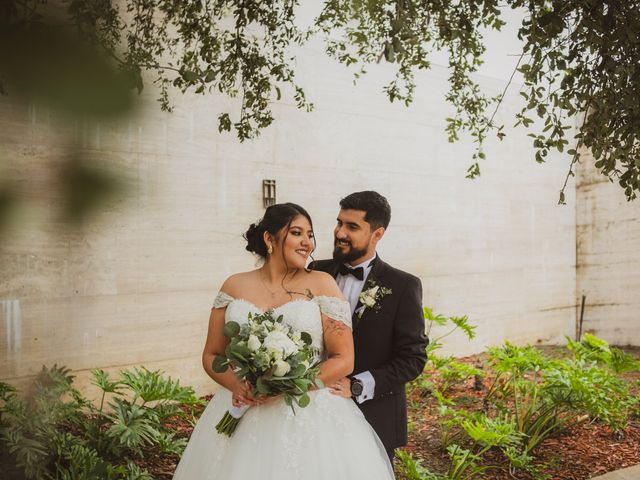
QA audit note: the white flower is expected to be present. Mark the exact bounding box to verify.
[368,286,380,296]
[263,330,298,357]
[247,334,261,351]
[361,294,376,308]
[273,359,291,377]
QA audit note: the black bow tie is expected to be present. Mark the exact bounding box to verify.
[338,264,364,280]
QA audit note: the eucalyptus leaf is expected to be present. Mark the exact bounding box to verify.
[296,393,310,408]
[223,322,240,338]
[256,377,271,395]
[300,332,312,345]
[212,356,229,373]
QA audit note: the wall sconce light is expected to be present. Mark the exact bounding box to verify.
[262,179,276,208]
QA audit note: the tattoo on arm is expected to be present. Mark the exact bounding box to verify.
[324,318,347,336]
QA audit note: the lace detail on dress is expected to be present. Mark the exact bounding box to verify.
[312,296,352,329]
[212,291,235,309]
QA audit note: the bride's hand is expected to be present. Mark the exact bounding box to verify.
[256,393,283,405]
[329,377,351,398]
[231,381,257,407]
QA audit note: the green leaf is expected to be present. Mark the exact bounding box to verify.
[119,367,198,403]
[296,393,310,408]
[212,355,229,373]
[181,70,199,82]
[91,369,122,394]
[300,331,312,345]
[204,69,216,83]
[223,321,240,338]
[256,376,271,395]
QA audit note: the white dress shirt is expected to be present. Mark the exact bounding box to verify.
[335,254,376,404]
[335,255,376,315]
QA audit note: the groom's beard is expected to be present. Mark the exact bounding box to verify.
[332,239,368,264]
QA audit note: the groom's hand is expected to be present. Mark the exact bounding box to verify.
[329,377,351,398]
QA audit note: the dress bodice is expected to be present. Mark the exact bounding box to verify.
[212,292,351,356]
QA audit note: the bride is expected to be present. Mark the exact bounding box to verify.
[173,203,395,479]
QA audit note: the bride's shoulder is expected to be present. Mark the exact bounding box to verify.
[219,271,258,297]
[306,270,343,299]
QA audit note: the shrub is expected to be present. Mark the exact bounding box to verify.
[404,314,639,479]
[0,365,203,480]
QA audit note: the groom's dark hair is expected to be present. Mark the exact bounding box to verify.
[340,191,391,230]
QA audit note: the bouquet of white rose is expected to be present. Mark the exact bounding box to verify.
[212,309,322,436]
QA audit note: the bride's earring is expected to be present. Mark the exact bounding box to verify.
[267,244,273,255]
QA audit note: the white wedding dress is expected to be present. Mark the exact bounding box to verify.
[172,292,395,479]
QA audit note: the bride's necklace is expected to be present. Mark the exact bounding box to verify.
[259,272,279,298]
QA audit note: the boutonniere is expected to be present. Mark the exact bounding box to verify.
[357,279,392,318]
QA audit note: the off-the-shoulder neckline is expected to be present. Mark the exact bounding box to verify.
[216,292,346,313]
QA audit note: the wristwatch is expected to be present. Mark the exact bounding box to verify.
[350,377,364,397]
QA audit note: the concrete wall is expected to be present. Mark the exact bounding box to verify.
[576,150,640,345]
[1,11,578,396]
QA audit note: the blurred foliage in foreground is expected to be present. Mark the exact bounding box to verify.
[0,365,203,480]
[0,1,137,235]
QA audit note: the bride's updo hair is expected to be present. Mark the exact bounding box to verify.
[244,203,314,258]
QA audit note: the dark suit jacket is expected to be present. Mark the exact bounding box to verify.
[311,256,428,450]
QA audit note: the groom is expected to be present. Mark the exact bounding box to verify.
[311,191,428,461]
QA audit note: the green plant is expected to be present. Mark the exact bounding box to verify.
[567,334,640,374]
[501,446,551,480]
[396,445,495,480]
[436,402,478,450]
[424,308,477,354]
[487,341,551,380]
[430,356,484,395]
[0,365,203,479]
[408,325,638,479]
[406,375,434,408]
[396,450,442,480]
[443,444,492,480]
[408,308,477,402]
[486,344,573,457]
[543,358,637,433]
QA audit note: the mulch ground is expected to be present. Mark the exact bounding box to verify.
[141,347,640,479]
[404,346,640,479]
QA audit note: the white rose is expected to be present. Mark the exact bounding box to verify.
[273,359,291,377]
[263,331,298,357]
[361,294,376,308]
[247,334,261,351]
